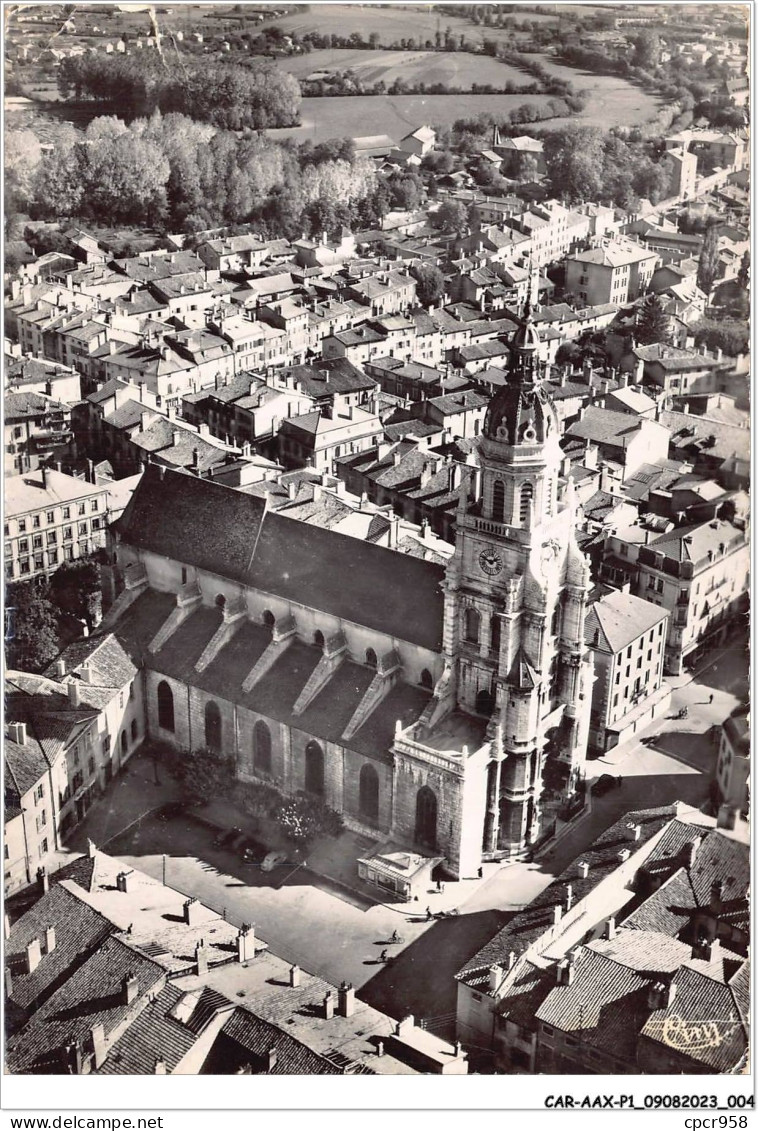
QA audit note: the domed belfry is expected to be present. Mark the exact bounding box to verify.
[440,299,594,859]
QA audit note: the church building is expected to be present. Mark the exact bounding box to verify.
[106,304,593,878]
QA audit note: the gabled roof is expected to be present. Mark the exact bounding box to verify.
[117,466,445,651]
[6,884,113,1013]
[457,805,681,983]
[6,937,165,1074]
[585,589,668,654]
[201,1007,340,1074]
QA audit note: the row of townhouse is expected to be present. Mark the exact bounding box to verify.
[5,638,144,893]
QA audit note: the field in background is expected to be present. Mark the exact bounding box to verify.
[270,47,530,88]
[266,92,562,142]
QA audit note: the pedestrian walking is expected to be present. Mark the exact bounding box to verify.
[477,866,484,879]
[426,906,433,921]
[709,693,714,704]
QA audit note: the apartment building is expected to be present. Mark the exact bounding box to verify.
[565,240,658,308]
[585,589,671,753]
[5,468,109,583]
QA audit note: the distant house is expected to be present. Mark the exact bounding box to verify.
[399,125,436,158]
[352,134,398,160]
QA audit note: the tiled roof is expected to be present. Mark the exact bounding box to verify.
[97,983,199,1074]
[201,1007,341,1075]
[43,633,138,689]
[566,406,660,448]
[639,962,749,1072]
[659,410,750,463]
[5,391,69,420]
[585,589,668,654]
[647,517,746,565]
[118,467,444,651]
[536,946,651,1061]
[457,805,680,982]
[6,937,165,1074]
[6,884,113,1012]
[5,726,50,797]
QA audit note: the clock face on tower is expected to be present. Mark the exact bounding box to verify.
[479,548,504,577]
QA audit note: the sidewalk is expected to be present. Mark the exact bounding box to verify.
[66,748,181,853]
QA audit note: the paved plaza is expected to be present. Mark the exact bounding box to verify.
[50,637,747,1027]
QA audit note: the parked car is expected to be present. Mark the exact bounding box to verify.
[261,850,288,872]
[592,774,617,796]
[240,839,266,865]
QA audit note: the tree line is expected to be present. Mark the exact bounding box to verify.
[57,53,301,131]
[23,112,411,237]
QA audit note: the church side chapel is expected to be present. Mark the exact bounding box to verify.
[109,300,592,878]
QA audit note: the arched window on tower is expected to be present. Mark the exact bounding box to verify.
[492,479,505,523]
[476,688,495,717]
[490,614,501,656]
[519,482,534,526]
[464,607,480,644]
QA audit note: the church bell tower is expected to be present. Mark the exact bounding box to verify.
[441,300,593,859]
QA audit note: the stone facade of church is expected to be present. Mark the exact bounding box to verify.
[108,304,592,878]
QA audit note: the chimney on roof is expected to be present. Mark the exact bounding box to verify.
[682,837,701,869]
[183,897,201,926]
[192,447,200,471]
[68,681,82,707]
[90,1022,106,1070]
[122,972,139,1006]
[195,939,208,977]
[710,879,724,914]
[552,904,562,926]
[647,980,672,1011]
[322,991,335,1020]
[338,981,355,1018]
[577,860,590,880]
[154,1058,167,1075]
[626,821,641,842]
[237,924,255,964]
[564,883,573,912]
[556,956,575,985]
[488,964,503,994]
[37,866,48,895]
[289,964,301,988]
[8,721,27,745]
[45,925,56,954]
[87,838,97,858]
[116,870,134,893]
[266,1048,278,1073]
[25,937,42,974]
[604,916,616,941]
